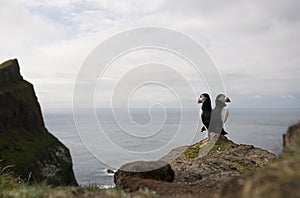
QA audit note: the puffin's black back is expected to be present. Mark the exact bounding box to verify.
[200,93,212,130]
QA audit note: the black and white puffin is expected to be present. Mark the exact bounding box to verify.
[197,93,212,132]
[209,94,231,136]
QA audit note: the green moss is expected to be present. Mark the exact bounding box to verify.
[182,139,206,160]
[207,136,235,154]
[182,136,235,161]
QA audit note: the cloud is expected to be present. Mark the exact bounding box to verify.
[1,0,300,110]
[0,1,63,54]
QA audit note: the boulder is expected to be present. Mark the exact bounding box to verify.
[114,160,174,191]
[0,59,77,186]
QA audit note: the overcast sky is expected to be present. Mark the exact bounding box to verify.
[1,0,300,111]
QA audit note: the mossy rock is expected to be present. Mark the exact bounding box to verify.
[168,135,276,184]
[182,135,237,161]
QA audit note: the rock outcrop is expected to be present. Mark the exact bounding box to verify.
[0,59,77,186]
[168,136,275,185]
[219,121,300,198]
[114,135,276,197]
[282,122,300,155]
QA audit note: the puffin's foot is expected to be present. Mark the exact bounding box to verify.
[210,133,217,139]
[202,136,210,143]
[202,133,217,143]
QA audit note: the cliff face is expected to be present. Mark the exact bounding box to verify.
[0,59,44,132]
[0,59,77,186]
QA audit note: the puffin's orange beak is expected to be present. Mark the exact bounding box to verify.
[198,98,202,103]
[226,97,231,103]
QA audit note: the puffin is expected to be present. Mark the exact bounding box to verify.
[197,93,212,133]
[209,94,231,136]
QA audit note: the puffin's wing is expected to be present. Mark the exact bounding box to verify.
[221,106,229,123]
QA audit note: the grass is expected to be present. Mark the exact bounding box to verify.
[0,167,94,198]
[0,165,159,198]
[0,128,63,180]
[83,183,102,192]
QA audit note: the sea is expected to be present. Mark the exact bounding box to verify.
[44,108,300,187]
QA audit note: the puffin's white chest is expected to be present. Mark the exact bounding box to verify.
[221,106,229,123]
[200,109,203,116]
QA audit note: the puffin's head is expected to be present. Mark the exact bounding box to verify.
[198,93,210,104]
[215,94,231,103]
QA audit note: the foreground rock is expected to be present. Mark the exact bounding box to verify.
[115,135,276,197]
[114,160,174,191]
[219,122,300,198]
[0,59,77,186]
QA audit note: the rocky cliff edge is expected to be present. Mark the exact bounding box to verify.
[0,59,77,186]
